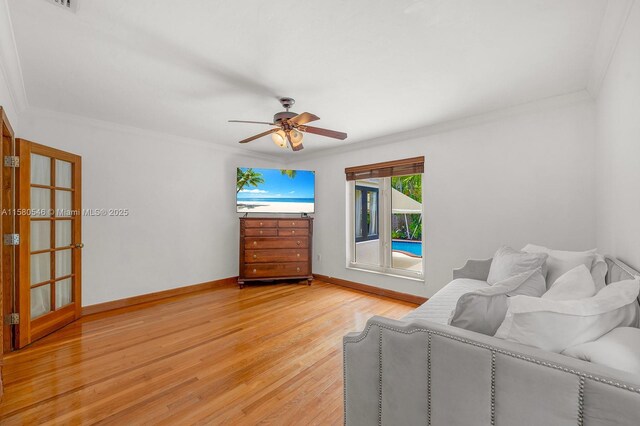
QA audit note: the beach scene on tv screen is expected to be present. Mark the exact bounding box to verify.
[237,168,315,213]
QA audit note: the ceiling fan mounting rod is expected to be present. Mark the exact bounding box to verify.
[279,97,295,111]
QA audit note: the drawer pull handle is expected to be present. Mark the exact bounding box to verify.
[296,267,301,272]
[260,222,263,226]
[259,230,263,235]
[296,241,301,245]
[297,253,300,258]
[253,254,257,259]
[292,230,295,235]
[253,269,257,273]
[292,222,295,225]
[253,241,257,246]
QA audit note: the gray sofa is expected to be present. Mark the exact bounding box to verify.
[343,256,640,425]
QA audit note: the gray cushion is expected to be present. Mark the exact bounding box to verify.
[487,246,548,285]
[449,268,546,335]
[403,278,489,324]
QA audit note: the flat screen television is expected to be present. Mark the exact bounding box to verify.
[237,167,315,214]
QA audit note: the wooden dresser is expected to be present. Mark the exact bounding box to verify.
[238,217,313,288]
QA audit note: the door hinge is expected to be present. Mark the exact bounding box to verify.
[3,233,20,246]
[6,313,19,325]
[4,155,19,167]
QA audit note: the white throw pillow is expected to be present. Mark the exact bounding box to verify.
[487,246,548,285]
[522,244,598,289]
[542,265,596,301]
[563,327,640,375]
[591,254,608,291]
[449,268,546,336]
[494,278,640,353]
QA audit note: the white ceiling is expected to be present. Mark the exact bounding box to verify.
[8,0,607,156]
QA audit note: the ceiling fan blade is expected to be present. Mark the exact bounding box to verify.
[229,120,275,125]
[239,128,278,144]
[291,142,304,152]
[299,125,347,140]
[289,112,320,126]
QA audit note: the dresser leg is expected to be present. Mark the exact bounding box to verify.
[307,278,312,286]
[238,280,245,289]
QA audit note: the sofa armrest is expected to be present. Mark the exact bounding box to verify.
[344,316,640,425]
[452,258,492,281]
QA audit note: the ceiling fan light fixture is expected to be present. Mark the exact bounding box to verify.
[289,129,304,147]
[230,97,347,151]
[272,129,287,148]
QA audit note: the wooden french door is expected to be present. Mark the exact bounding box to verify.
[15,139,82,348]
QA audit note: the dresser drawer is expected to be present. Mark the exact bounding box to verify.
[244,219,278,228]
[245,249,308,263]
[243,262,309,278]
[278,220,310,229]
[244,228,277,237]
[245,237,308,250]
[277,228,307,237]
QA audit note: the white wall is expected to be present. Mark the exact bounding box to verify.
[595,1,640,269]
[0,0,21,127]
[16,96,599,304]
[19,110,283,306]
[0,70,18,127]
[289,99,597,297]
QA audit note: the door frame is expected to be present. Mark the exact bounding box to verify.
[1,107,15,397]
[15,139,82,348]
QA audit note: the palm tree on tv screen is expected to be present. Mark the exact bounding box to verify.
[237,168,265,194]
[280,169,297,179]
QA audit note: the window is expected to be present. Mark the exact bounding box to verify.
[355,185,379,242]
[346,157,424,279]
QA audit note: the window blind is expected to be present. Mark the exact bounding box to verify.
[345,156,424,181]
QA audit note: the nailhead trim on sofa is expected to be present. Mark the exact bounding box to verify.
[344,322,640,425]
[427,332,432,426]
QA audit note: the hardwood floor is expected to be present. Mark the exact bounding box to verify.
[0,280,416,425]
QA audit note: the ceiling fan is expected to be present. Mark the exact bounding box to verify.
[229,97,347,152]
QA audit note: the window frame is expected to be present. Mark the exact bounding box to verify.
[346,175,425,281]
[354,185,379,243]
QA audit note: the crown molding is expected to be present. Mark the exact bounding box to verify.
[587,0,635,97]
[22,107,285,163]
[0,0,28,113]
[286,90,593,165]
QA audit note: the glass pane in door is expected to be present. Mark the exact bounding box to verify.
[55,220,72,247]
[30,252,51,284]
[55,278,72,308]
[31,154,51,185]
[31,188,51,216]
[55,190,72,216]
[55,160,72,188]
[354,179,381,266]
[30,221,51,251]
[367,191,378,235]
[55,249,72,278]
[354,189,363,239]
[31,285,51,319]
